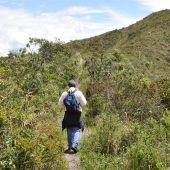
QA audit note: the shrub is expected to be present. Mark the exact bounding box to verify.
[80,114,170,170]
[127,117,169,170]
[158,78,170,109]
[80,114,133,170]
[140,77,151,88]
[0,111,67,170]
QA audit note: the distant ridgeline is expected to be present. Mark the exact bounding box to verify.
[0,10,170,169]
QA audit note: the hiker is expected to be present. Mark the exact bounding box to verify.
[58,80,87,153]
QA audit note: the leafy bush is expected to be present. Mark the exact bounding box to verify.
[127,116,170,170]
[0,109,67,170]
[158,78,170,109]
[80,114,170,170]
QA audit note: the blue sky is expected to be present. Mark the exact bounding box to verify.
[0,0,170,56]
[0,0,149,16]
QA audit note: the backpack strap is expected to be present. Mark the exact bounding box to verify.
[68,89,77,94]
[67,89,80,106]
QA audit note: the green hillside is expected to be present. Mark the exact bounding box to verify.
[71,9,170,76]
[73,9,170,56]
[0,10,170,169]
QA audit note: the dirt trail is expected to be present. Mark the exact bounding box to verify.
[64,129,90,170]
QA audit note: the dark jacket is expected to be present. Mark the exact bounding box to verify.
[62,110,84,130]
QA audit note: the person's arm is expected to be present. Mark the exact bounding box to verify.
[58,92,67,105]
[79,91,87,107]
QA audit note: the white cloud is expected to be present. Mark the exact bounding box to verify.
[63,6,107,15]
[136,0,170,11]
[0,6,139,56]
[106,8,141,28]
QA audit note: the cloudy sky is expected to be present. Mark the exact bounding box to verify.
[0,0,170,56]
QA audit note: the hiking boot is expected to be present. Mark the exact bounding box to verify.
[64,148,72,154]
[71,147,78,153]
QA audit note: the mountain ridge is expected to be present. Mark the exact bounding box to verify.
[68,9,170,79]
[70,9,170,60]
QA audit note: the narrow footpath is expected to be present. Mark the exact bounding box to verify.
[64,129,90,170]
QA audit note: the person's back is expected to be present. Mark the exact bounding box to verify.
[58,80,87,153]
[58,86,87,113]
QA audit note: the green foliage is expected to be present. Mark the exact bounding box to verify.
[158,78,170,109]
[1,9,170,170]
[86,59,166,122]
[78,20,170,168]
[81,114,170,170]
[127,117,169,170]
[85,50,117,81]
[87,93,106,118]
[80,152,122,170]
[0,111,67,170]
[80,114,131,170]
[112,48,122,62]
[140,77,151,88]
[0,39,78,169]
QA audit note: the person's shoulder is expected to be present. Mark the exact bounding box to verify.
[61,91,68,96]
[75,89,84,95]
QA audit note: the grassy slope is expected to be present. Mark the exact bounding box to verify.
[70,9,170,77]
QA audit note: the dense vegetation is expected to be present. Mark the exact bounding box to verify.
[0,39,79,169]
[0,9,170,169]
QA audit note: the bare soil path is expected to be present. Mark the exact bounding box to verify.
[64,128,90,170]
